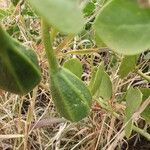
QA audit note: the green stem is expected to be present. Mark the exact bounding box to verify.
[137,70,150,82]
[99,101,150,141]
[132,125,150,141]
[41,20,59,73]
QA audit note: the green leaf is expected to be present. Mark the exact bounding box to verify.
[94,0,150,55]
[28,0,85,34]
[63,58,83,78]
[94,32,107,47]
[125,87,142,117]
[89,66,98,89]
[83,1,95,16]
[11,0,20,6]
[89,63,104,96]
[118,55,138,78]
[140,88,150,101]
[124,87,142,138]
[89,62,112,99]
[50,67,92,122]
[0,25,41,95]
[96,71,112,100]
[141,105,150,124]
[140,88,150,123]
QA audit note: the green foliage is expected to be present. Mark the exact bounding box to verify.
[42,20,91,122]
[140,88,150,123]
[89,62,112,100]
[0,25,41,95]
[63,58,83,78]
[89,63,104,96]
[141,104,150,124]
[94,0,150,55]
[83,1,95,16]
[28,0,85,34]
[0,0,149,126]
[11,0,20,6]
[118,55,138,78]
[96,71,112,100]
[50,67,92,122]
[89,66,97,89]
[94,32,106,47]
[124,87,142,138]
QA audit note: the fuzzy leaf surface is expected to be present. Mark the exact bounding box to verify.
[94,0,150,55]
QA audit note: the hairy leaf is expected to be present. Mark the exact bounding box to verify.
[0,25,41,95]
[50,67,92,122]
[28,0,85,34]
[94,0,150,55]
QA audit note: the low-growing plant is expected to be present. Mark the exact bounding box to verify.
[0,0,150,149]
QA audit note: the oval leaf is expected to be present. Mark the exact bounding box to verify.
[63,58,83,78]
[96,71,112,100]
[89,66,97,89]
[89,63,104,96]
[118,55,138,78]
[124,87,142,138]
[0,25,41,95]
[28,0,85,34]
[94,0,150,55]
[50,67,92,122]
[140,88,150,123]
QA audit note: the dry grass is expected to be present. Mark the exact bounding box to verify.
[0,0,9,8]
[0,0,150,150]
[0,39,149,150]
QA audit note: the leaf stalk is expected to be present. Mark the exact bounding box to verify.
[41,20,59,73]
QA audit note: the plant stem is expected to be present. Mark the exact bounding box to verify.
[137,70,150,82]
[132,125,150,141]
[57,48,109,57]
[41,20,59,73]
[99,100,150,141]
[56,35,73,53]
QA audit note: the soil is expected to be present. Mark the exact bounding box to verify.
[122,134,150,150]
